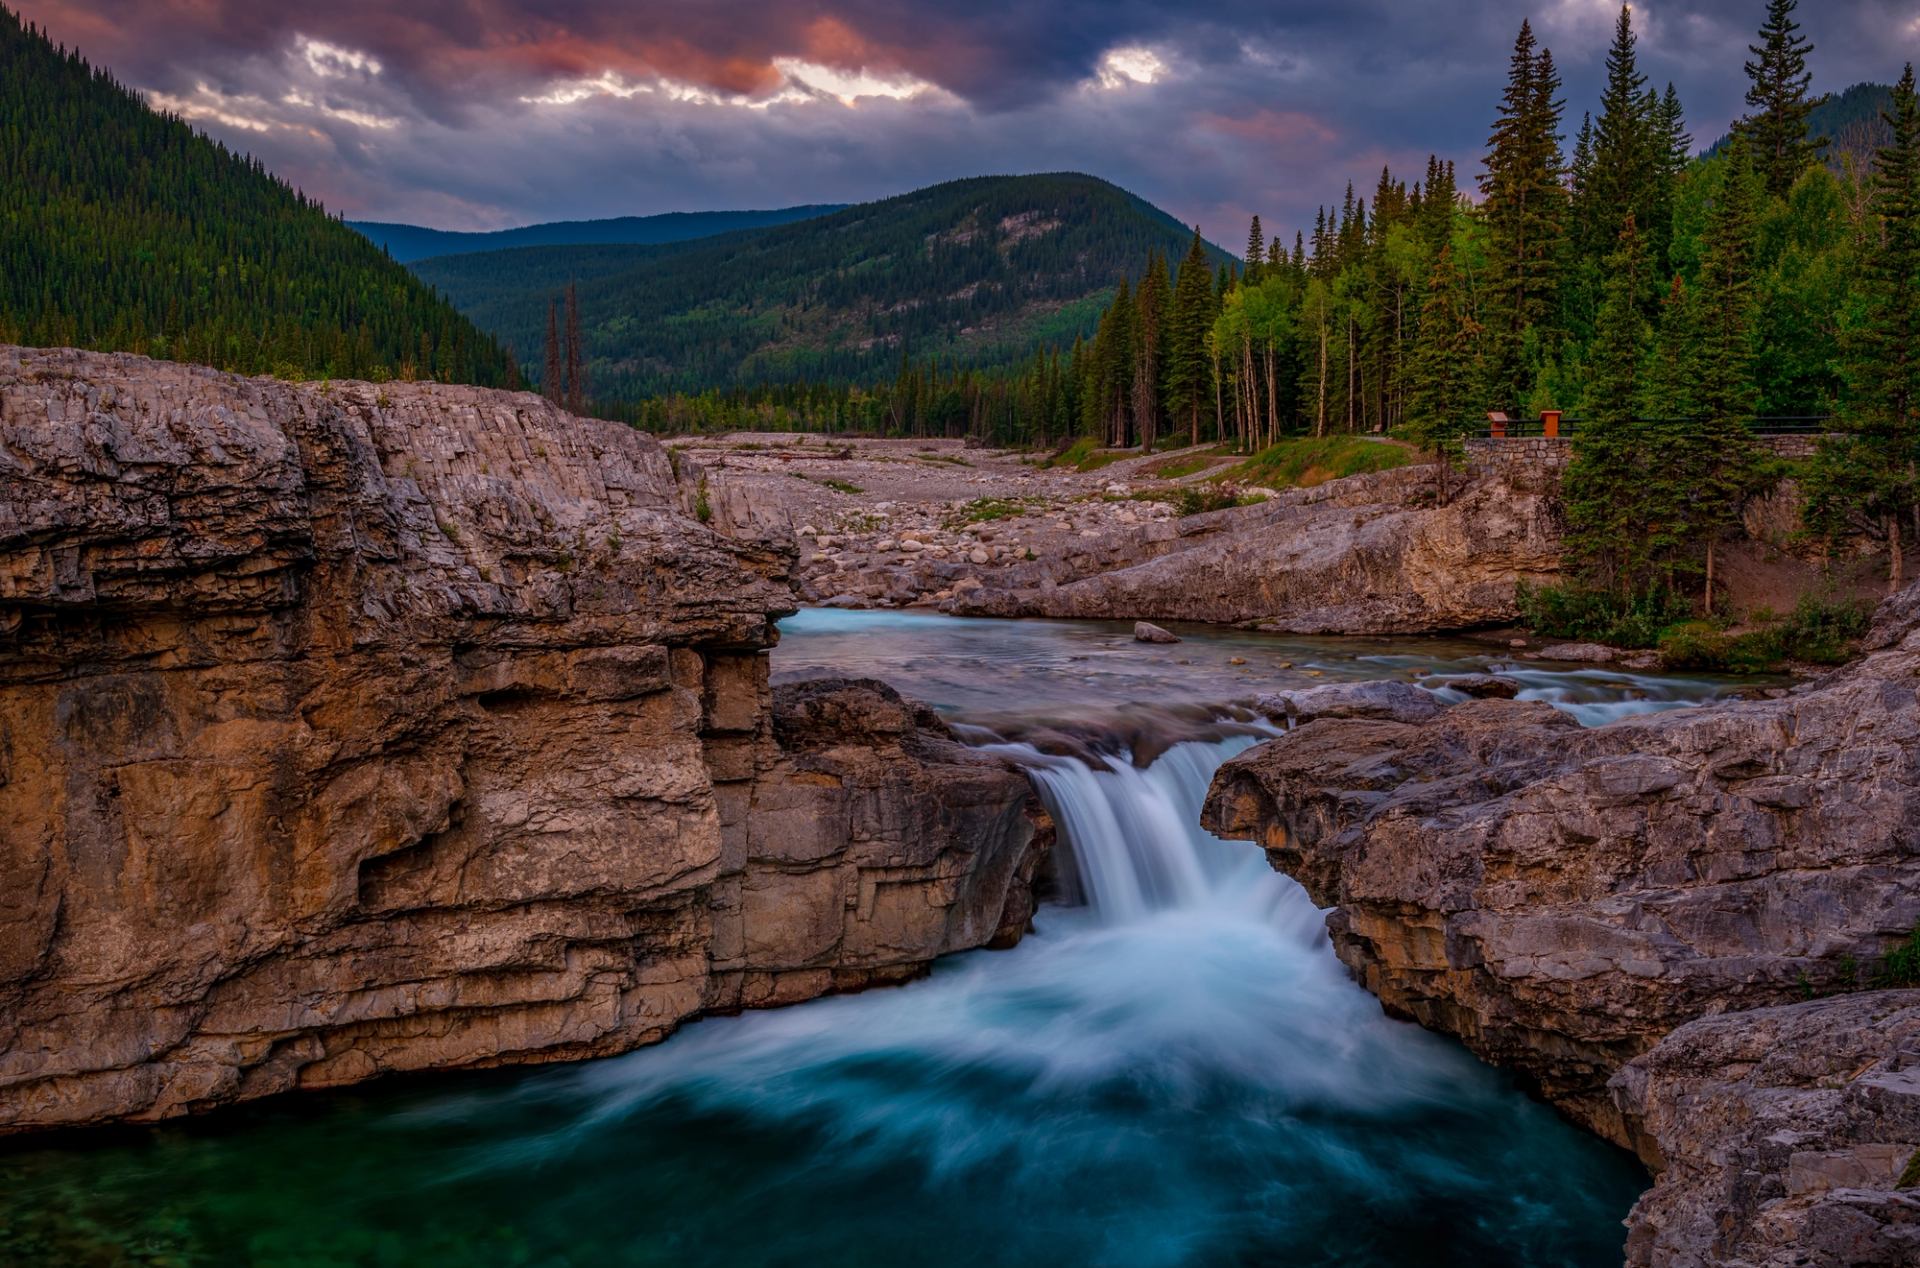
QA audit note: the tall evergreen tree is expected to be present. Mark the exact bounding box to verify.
[1566,216,1654,594]
[1805,66,1920,588]
[1673,147,1765,605]
[1480,19,1567,409]
[1579,8,1664,286]
[1404,246,1481,498]
[1738,0,1825,198]
[1166,229,1218,444]
[544,300,563,404]
[1132,253,1171,450]
[564,281,586,414]
[1244,215,1265,286]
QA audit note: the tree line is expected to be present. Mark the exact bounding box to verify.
[635,1,1912,598]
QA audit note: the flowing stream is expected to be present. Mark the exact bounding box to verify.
[0,613,1762,1267]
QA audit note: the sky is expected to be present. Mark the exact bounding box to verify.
[14,1,1918,244]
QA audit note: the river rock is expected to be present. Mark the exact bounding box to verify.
[0,347,1051,1134]
[1253,679,1450,725]
[1424,672,1524,699]
[1532,641,1620,663]
[1133,621,1180,644]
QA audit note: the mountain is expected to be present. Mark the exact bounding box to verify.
[0,4,512,386]
[410,173,1231,402]
[350,207,848,264]
[1707,81,1895,172]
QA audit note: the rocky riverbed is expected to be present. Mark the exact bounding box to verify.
[679,431,1567,632]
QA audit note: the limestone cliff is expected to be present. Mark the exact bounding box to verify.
[0,347,1049,1133]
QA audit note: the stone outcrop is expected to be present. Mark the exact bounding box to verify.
[0,347,1049,1133]
[1204,577,1920,1263]
[950,468,1565,633]
[1611,992,1920,1267]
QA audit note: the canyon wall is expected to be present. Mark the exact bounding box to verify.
[0,347,1048,1133]
[1204,579,1920,1263]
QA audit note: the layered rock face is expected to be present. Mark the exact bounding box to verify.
[1611,992,1920,1266]
[950,469,1564,633]
[1204,581,1920,1262]
[0,347,1048,1133]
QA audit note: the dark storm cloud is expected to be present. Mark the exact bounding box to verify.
[13,1,1915,241]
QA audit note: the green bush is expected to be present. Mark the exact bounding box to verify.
[1516,583,1693,649]
[1221,436,1415,490]
[1877,924,1920,989]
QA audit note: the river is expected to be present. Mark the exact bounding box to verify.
[0,612,1762,1267]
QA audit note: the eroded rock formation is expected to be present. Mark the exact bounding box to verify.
[0,347,1049,1133]
[1204,579,1920,1263]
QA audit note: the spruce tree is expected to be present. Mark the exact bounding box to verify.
[1480,20,1567,409]
[544,300,563,405]
[1579,8,1665,289]
[1738,0,1825,198]
[1132,253,1171,451]
[1566,216,1654,594]
[563,281,586,414]
[1805,66,1920,589]
[1166,229,1217,444]
[1244,215,1265,286]
[1404,246,1480,498]
[1674,147,1765,606]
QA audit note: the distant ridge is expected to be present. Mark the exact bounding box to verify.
[411,172,1231,402]
[1707,81,1895,171]
[350,206,848,264]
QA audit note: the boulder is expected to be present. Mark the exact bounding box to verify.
[1133,621,1180,644]
[1253,679,1451,725]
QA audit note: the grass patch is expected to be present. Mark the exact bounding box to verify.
[818,477,864,495]
[949,496,1036,525]
[1217,436,1415,490]
[1045,436,1126,473]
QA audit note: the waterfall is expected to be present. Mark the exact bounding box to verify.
[986,733,1324,940]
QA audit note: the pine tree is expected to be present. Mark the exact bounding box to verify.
[1244,215,1265,286]
[1404,246,1481,498]
[1132,253,1171,451]
[1805,66,1920,589]
[1738,0,1825,198]
[1166,229,1218,444]
[1674,147,1765,606]
[544,299,563,404]
[1480,19,1567,409]
[1566,216,1654,594]
[1579,8,1664,285]
[563,281,586,414]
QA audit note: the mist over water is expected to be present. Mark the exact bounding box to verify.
[0,612,1706,1267]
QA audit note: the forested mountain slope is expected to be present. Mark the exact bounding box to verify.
[412,173,1229,400]
[351,206,846,264]
[0,4,513,385]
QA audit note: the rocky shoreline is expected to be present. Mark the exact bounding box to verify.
[1204,580,1920,1264]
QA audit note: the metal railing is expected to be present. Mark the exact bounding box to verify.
[1474,415,1833,440]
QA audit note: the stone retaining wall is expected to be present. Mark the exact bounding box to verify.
[1466,433,1827,486]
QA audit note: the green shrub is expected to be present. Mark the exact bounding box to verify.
[1876,925,1920,989]
[1658,595,1873,672]
[694,477,712,524]
[1045,436,1124,472]
[1516,583,1693,649]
